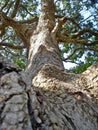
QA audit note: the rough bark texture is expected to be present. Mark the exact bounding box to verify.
[0,0,98,130]
[0,55,98,130]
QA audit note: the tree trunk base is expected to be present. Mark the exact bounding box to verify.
[0,56,98,130]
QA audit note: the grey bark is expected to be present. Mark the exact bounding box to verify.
[0,0,98,130]
[0,55,98,130]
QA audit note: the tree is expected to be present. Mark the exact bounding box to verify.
[0,0,98,130]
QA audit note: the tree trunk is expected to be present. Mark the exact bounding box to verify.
[0,0,98,130]
[26,0,64,80]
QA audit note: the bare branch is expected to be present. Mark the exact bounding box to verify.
[80,14,93,24]
[20,5,34,16]
[11,0,21,18]
[51,17,67,37]
[71,28,98,38]
[57,33,98,46]
[0,11,20,27]
[52,15,82,39]
[55,15,81,29]
[63,48,83,61]
[0,11,38,29]
[57,34,88,44]
[19,17,38,24]
[62,59,80,65]
[0,42,26,50]
[0,12,37,47]
[87,47,98,52]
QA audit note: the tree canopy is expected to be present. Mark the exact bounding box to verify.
[0,0,98,72]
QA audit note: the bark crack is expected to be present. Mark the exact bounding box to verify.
[27,91,42,130]
[64,114,77,130]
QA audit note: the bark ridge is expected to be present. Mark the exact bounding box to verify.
[0,55,98,130]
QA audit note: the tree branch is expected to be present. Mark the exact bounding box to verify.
[57,34,88,44]
[0,11,38,29]
[62,47,98,62]
[62,59,80,65]
[19,5,34,16]
[57,33,98,45]
[0,11,20,27]
[51,17,67,37]
[85,40,98,46]
[11,0,21,18]
[52,15,81,39]
[0,42,26,49]
[55,15,81,28]
[63,48,83,61]
[19,17,38,24]
[80,14,93,24]
[0,12,37,46]
[71,28,98,38]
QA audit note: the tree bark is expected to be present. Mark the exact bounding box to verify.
[26,0,64,79]
[0,0,98,130]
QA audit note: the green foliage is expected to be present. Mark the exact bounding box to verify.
[56,0,98,73]
[70,62,91,74]
[14,57,27,69]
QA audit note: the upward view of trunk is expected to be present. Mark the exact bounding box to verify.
[0,0,98,130]
[26,0,64,80]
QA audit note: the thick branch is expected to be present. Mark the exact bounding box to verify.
[57,34,88,44]
[0,11,38,30]
[0,42,26,49]
[0,11,20,28]
[51,17,67,37]
[57,33,98,45]
[52,15,81,39]
[0,11,37,47]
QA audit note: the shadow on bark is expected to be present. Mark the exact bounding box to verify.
[0,55,98,130]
